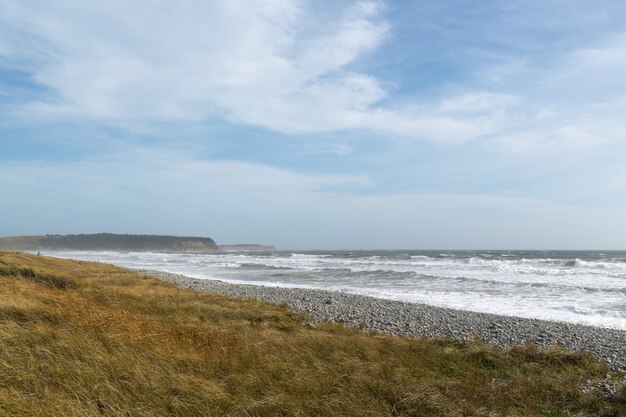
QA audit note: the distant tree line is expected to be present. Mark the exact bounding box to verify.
[38,233,217,251]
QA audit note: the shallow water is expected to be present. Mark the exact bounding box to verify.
[45,249,626,330]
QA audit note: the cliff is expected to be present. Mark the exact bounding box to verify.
[0,233,218,252]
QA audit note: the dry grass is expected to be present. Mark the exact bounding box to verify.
[0,250,624,416]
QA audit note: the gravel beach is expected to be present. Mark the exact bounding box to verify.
[140,269,626,371]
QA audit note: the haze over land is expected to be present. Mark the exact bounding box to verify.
[1,1,626,249]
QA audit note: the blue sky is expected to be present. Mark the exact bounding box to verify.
[1,0,626,249]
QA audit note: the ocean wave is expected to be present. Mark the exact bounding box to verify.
[43,249,626,330]
[238,262,292,270]
[290,253,333,259]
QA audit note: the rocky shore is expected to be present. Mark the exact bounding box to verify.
[140,269,626,371]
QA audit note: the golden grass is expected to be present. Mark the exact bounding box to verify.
[0,250,624,416]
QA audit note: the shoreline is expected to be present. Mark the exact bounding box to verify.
[139,268,626,371]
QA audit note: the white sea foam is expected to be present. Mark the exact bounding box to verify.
[43,250,626,330]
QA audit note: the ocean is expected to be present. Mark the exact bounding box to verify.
[45,249,626,330]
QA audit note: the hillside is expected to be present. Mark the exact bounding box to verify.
[0,251,624,416]
[0,235,44,250]
[0,233,218,252]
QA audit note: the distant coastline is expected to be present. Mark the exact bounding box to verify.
[217,244,276,252]
[0,233,217,252]
[0,233,275,253]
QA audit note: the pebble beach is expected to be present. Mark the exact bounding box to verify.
[140,269,626,372]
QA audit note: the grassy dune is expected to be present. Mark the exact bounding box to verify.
[0,251,624,416]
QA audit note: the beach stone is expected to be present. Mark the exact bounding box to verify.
[138,268,626,372]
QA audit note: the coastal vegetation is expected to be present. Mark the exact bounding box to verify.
[0,233,218,251]
[0,251,624,416]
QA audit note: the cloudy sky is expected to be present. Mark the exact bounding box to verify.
[1,0,625,249]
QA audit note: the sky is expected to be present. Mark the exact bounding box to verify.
[1,0,626,250]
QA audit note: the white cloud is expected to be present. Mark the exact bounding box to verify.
[2,1,626,150]
[0,0,511,143]
[438,92,519,114]
[365,109,499,144]
[551,33,626,98]
[1,2,386,128]
[491,125,608,156]
[475,31,626,158]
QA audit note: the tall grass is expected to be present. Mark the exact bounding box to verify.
[0,251,624,416]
